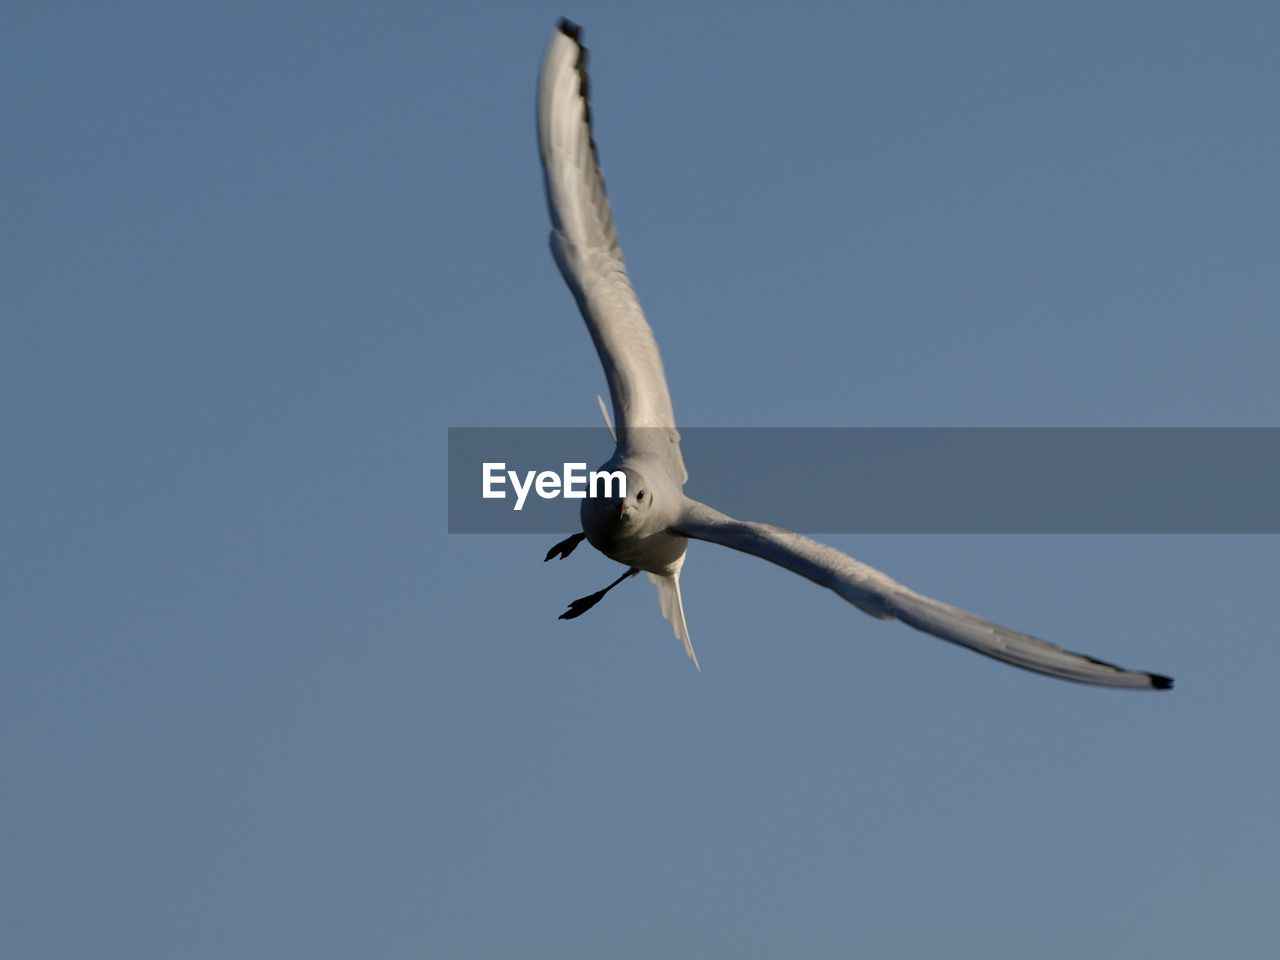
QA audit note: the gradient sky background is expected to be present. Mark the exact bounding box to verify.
[5,2,1279,957]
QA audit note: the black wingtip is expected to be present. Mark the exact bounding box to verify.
[557,18,582,41]
[1150,673,1174,690]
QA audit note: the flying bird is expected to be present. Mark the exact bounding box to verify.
[536,19,1172,689]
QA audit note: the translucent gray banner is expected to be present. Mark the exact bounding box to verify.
[447,428,1280,533]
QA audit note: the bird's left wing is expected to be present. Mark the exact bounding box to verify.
[674,498,1173,689]
[537,20,685,481]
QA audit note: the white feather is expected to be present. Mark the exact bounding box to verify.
[648,568,699,671]
[596,394,617,443]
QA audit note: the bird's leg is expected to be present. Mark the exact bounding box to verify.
[544,531,587,562]
[558,567,640,620]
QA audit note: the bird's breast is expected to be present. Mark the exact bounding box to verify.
[582,506,687,574]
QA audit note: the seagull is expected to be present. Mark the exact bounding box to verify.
[536,19,1172,689]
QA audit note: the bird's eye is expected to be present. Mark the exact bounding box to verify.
[637,490,645,501]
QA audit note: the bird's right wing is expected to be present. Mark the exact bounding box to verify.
[537,20,685,481]
[675,498,1173,689]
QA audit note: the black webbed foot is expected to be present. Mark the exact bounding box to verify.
[558,590,608,620]
[544,532,587,562]
[556,566,640,620]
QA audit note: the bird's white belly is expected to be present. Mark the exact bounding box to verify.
[584,523,687,575]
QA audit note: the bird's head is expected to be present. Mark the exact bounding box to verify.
[614,467,652,525]
[581,465,658,541]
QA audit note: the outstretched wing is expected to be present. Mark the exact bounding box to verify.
[675,499,1173,689]
[537,20,685,480]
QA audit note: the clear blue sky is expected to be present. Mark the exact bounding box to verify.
[4,2,1279,957]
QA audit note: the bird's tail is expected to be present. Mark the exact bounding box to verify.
[649,570,699,671]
